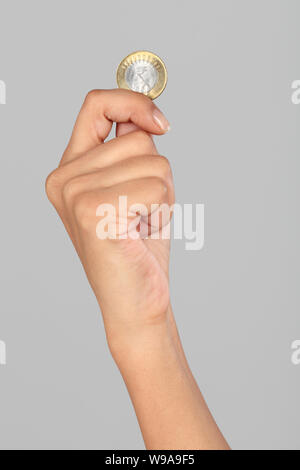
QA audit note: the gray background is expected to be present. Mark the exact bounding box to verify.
[0,0,299,450]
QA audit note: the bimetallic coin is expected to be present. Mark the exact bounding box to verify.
[116,51,167,100]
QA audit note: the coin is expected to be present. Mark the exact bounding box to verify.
[116,51,167,100]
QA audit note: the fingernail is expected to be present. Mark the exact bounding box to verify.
[153,107,170,133]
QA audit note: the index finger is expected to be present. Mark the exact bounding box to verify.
[62,89,170,163]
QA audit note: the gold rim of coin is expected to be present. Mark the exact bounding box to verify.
[116,51,168,100]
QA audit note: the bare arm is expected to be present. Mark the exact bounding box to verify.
[46,88,229,450]
[111,306,229,450]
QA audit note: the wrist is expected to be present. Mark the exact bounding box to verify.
[105,306,181,370]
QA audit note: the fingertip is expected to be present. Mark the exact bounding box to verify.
[152,107,171,133]
[114,89,170,134]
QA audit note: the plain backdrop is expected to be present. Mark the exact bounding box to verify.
[0,0,299,450]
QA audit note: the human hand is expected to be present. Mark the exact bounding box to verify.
[46,89,229,450]
[46,89,173,350]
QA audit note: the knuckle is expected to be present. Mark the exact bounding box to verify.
[73,192,96,231]
[62,176,82,205]
[156,155,172,178]
[169,187,175,206]
[45,168,62,203]
[84,89,102,107]
[151,176,168,199]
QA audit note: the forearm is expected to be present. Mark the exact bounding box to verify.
[108,306,229,450]
[47,88,229,450]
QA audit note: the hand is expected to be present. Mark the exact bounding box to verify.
[46,88,229,449]
[46,89,173,349]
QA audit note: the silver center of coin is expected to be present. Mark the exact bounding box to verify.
[125,60,158,94]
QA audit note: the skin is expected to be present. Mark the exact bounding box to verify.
[46,88,229,450]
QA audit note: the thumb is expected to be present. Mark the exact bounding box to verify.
[116,122,141,137]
